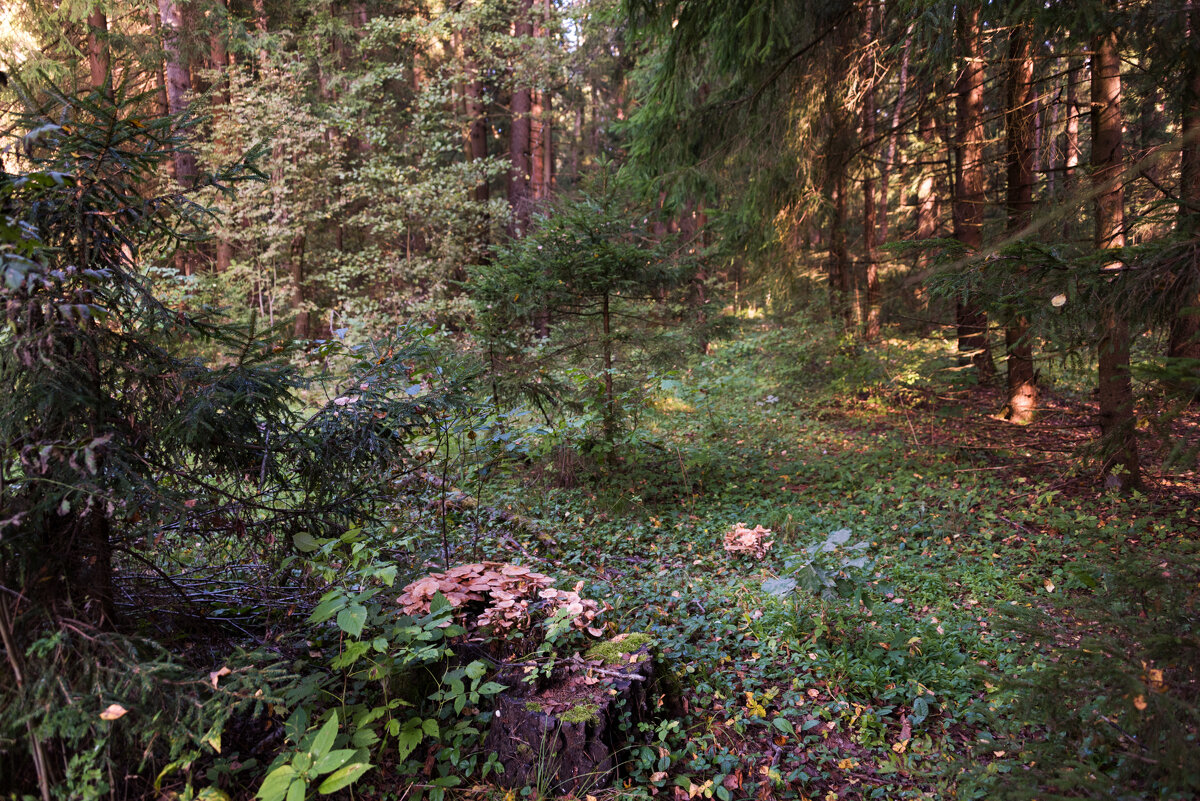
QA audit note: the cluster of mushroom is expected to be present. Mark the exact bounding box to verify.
[723,522,774,559]
[398,562,605,635]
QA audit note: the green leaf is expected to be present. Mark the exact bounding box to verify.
[313,748,356,775]
[309,593,346,624]
[464,660,487,680]
[336,605,367,638]
[257,765,296,801]
[293,532,320,553]
[285,778,305,801]
[771,717,795,735]
[311,712,339,757]
[477,681,507,696]
[762,577,796,597]
[316,762,372,794]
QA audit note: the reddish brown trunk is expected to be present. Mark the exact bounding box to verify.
[508,0,534,236]
[157,0,198,189]
[912,107,940,331]
[952,4,994,381]
[87,8,110,97]
[1004,25,1038,423]
[1170,5,1200,365]
[1092,25,1140,488]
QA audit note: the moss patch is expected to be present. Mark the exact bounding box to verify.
[559,703,600,724]
[523,700,544,713]
[585,632,654,665]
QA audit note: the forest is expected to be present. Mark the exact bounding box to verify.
[0,0,1198,799]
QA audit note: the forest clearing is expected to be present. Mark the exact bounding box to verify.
[1,0,1199,799]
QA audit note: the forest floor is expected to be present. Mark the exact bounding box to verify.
[463,316,1200,801]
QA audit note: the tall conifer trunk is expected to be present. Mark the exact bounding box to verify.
[1170,4,1200,370]
[1004,25,1038,422]
[952,3,994,381]
[861,2,880,340]
[157,0,198,190]
[86,8,110,97]
[508,0,534,236]
[1091,24,1140,488]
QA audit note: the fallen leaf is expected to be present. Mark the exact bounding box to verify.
[100,703,127,721]
[209,666,231,689]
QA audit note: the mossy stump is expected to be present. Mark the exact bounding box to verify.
[485,633,671,795]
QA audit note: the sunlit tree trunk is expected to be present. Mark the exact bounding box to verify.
[211,0,233,273]
[952,3,994,381]
[86,7,110,98]
[1004,25,1038,423]
[157,0,198,190]
[912,106,940,331]
[1092,23,1140,488]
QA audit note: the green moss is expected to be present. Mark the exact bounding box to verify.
[559,703,599,724]
[523,700,544,713]
[585,632,654,665]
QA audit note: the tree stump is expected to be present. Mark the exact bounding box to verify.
[484,633,673,795]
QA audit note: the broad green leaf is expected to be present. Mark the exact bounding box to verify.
[336,605,367,638]
[311,712,339,757]
[293,532,319,553]
[762,577,796,597]
[285,778,305,801]
[257,765,296,801]
[464,660,487,680]
[772,717,795,735]
[313,748,356,775]
[316,762,372,794]
[309,593,346,624]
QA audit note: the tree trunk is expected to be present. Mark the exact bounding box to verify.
[508,0,534,237]
[1170,4,1200,368]
[289,234,309,339]
[952,3,994,381]
[877,23,912,247]
[211,0,233,273]
[1091,24,1140,489]
[157,0,198,190]
[1064,58,1081,189]
[86,7,110,98]
[861,3,881,340]
[912,106,940,332]
[465,50,489,203]
[827,125,853,330]
[1004,25,1038,423]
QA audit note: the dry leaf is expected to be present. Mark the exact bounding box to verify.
[209,666,231,689]
[99,703,127,721]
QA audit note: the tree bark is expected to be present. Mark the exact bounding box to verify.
[1170,4,1200,368]
[1004,25,1038,423]
[861,2,881,340]
[1064,58,1081,189]
[86,7,110,98]
[508,0,534,237]
[465,50,489,203]
[877,23,912,247]
[157,0,199,189]
[912,106,940,332]
[952,3,994,381]
[1091,24,1140,488]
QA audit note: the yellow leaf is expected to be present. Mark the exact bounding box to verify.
[1043,578,1055,593]
[837,758,858,770]
[1133,695,1148,710]
[99,703,127,721]
[892,739,908,753]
